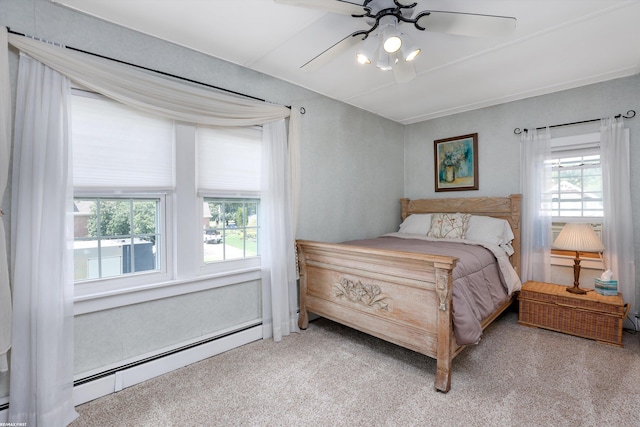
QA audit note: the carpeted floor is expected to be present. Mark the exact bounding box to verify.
[71,311,640,427]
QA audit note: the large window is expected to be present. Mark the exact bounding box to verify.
[71,90,264,287]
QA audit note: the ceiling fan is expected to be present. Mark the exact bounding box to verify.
[274,0,516,82]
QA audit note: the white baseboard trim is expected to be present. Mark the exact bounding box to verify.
[73,325,262,406]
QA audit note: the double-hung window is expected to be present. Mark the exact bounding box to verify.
[545,132,603,258]
[71,90,174,286]
[196,125,262,267]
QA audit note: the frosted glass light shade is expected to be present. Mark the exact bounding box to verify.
[379,15,402,53]
[552,223,604,253]
[400,37,421,62]
[356,33,379,65]
[383,34,402,53]
[376,49,393,71]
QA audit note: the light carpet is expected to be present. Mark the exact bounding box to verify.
[71,311,640,427]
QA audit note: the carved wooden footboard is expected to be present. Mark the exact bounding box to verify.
[297,240,459,391]
[296,194,521,393]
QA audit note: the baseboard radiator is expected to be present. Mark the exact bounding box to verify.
[0,322,262,418]
[74,322,262,405]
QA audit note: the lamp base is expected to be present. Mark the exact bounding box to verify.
[567,254,588,295]
[566,285,588,295]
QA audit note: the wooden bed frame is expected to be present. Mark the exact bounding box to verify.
[296,194,521,393]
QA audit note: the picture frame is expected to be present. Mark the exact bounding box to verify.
[434,133,478,192]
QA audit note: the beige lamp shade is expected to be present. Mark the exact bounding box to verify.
[552,223,604,253]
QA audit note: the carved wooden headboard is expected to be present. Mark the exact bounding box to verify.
[400,194,522,277]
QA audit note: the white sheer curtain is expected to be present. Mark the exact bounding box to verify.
[600,117,636,312]
[9,53,78,426]
[260,119,299,341]
[6,32,301,342]
[0,28,12,373]
[520,128,552,282]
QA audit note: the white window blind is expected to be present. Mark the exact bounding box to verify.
[546,133,603,219]
[196,125,262,195]
[71,92,175,190]
[550,132,600,157]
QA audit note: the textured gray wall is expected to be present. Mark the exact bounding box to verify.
[73,281,261,374]
[404,74,640,313]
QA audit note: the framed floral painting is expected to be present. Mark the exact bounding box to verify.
[434,133,478,192]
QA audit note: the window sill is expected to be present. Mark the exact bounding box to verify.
[73,267,262,315]
[550,252,603,270]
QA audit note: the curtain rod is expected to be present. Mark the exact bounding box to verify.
[7,28,293,110]
[513,110,636,135]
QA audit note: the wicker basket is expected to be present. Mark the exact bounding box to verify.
[518,281,628,347]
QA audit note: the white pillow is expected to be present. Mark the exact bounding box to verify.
[465,215,515,248]
[398,214,432,234]
[427,213,471,239]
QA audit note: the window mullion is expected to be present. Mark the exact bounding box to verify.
[97,199,103,279]
[129,199,135,274]
[174,123,198,280]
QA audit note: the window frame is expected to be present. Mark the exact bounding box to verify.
[70,91,265,298]
[547,132,604,264]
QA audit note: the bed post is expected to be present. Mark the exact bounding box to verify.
[297,242,309,330]
[434,263,454,393]
[400,198,410,221]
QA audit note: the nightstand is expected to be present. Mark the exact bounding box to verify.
[518,281,627,347]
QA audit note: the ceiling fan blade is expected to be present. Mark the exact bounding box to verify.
[301,32,363,72]
[416,11,516,38]
[274,0,366,16]
[393,58,416,83]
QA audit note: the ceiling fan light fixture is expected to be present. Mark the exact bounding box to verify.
[383,35,402,53]
[379,15,402,54]
[356,33,379,65]
[401,41,421,62]
[404,48,421,62]
[280,0,519,80]
[356,53,371,65]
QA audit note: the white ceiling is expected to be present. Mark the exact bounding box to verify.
[54,0,640,125]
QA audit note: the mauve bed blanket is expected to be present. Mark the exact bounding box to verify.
[341,236,509,346]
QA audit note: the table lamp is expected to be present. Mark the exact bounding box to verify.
[552,223,604,294]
